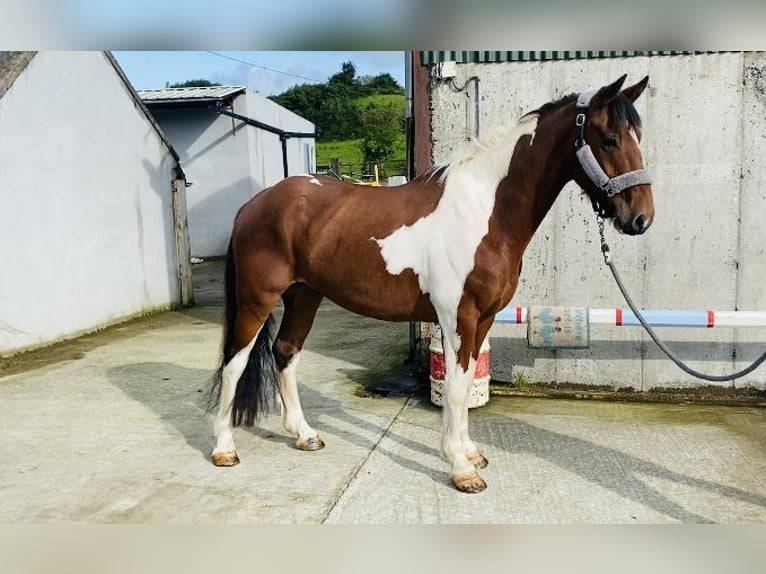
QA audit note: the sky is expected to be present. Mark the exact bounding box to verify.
[113,51,407,96]
[3,1,763,51]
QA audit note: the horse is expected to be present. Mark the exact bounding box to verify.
[208,74,654,493]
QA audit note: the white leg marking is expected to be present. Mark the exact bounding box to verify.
[458,357,480,456]
[442,370,476,477]
[212,331,258,457]
[278,352,318,442]
[439,338,475,478]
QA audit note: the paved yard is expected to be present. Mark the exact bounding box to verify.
[1,260,765,523]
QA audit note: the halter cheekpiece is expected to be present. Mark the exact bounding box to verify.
[574,88,652,198]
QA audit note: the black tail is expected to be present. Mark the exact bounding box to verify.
[207,239,278,426]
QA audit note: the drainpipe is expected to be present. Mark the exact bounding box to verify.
[404,51,414,181]
[404,51,418,365]
[448,75,481,139]
[280,135,289,178]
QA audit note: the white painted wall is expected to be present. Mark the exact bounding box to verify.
[149,91,315,257]
[244,91,316,182]
[149,101,252,258]
[428,52,766,389]
[0,52,181,356]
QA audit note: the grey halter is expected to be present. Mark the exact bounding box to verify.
[575,88,652,198]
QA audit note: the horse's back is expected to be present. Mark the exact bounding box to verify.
[234,174,440,245]
[229,174,443,321]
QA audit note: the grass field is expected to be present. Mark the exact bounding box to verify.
[317,133,407,180]
[315,93,407,180]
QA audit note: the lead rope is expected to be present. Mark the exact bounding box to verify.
[597,216,766,382]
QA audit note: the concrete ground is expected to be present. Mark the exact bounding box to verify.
[1,261,765,524]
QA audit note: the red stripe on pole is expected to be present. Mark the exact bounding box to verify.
[516,306,522,324]
[616,308,622,326]
[707,310,715,328]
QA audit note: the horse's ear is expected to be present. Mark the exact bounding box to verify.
[622,76,649,102]
[592,74,627,108]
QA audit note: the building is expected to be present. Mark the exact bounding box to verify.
[0,51,192,357]
[138,86,316,258]
[411,51,766,390]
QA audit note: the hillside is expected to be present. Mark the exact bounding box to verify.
[270,62,407,180]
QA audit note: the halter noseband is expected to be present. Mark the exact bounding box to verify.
[574,89,652,199]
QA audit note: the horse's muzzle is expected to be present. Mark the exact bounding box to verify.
[616,213,652,235]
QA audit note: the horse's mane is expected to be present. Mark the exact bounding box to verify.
[413,165,448,184]
[413,117,537,187]
[414,89,642,184]
[441,118,538,181]
[524,91,642,129]
[525,92,578,118]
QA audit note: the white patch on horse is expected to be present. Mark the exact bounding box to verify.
[212,331,259,457]
[309,178,322,186]
[629,129,643,153]
[278,352,317,441]
[628,128,649,175]
[373,117,538,339]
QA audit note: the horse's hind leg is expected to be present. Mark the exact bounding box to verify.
[273,284,325,451]
[212,300,280,466]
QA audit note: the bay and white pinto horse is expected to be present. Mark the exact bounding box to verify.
[208,75,654,493]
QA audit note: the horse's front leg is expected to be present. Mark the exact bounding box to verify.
[462,400,489,470]
[440,333,487,493]
[463,319,494,470]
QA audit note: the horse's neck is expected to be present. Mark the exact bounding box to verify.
[497,118,572,247]
[439,121,539,217]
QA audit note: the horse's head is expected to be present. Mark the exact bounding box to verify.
[572,75,654,235]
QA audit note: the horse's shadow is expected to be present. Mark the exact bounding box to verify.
[106,362,214,459]
[476,417,766,522]
[106,361,766,521]
[105,361,451,487]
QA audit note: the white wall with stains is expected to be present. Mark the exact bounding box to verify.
[428,52,766,390]
[149,91,315,258]
[0,52,181,356]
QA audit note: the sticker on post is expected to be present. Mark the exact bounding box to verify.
[527,306,590,349]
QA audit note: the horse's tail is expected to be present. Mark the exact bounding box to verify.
[207,239,278,426]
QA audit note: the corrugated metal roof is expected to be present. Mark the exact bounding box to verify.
[421,51,715,65]
[138,86,246,102]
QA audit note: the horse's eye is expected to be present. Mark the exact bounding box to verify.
[603,134,618,149]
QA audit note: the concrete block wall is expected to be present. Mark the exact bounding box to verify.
[428,52,766,390]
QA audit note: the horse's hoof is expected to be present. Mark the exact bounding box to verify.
[297,435,325,451]
[467,451,489,469]
[451,471,487,493]
[212,451,240,466]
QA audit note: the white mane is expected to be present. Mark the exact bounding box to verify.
[438,114,539,186]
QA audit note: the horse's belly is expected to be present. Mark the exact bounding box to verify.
[303,266,436,323]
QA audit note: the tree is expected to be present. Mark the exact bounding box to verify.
[269,62,404,143]
[358,73,403,95]
[168,79,222,88]
[328,61,357,88]
[358,101,402,173]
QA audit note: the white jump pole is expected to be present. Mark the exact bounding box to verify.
[495,306,766,329]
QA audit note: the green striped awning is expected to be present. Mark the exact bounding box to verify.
[421,51,714,65]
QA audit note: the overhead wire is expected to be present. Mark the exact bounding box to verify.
[206,51,322,83]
